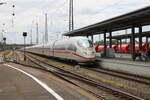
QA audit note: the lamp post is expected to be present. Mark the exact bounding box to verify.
[23,32,27,61]
[3,37,6,50]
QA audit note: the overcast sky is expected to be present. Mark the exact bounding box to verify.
[0,0,150,44]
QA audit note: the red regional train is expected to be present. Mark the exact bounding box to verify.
[95,44,150,53]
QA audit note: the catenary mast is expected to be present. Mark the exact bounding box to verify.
[45,13,48,43]
[69,0,74,32]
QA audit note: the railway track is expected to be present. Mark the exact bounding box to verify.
[15,53,107,100]
[31,51,150,85]
[85,67,150,85]
[23,51,150,86]
[13,51,144,100]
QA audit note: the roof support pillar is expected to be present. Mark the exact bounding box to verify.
[109,31,112,48]
[117,39,119,53]
[131,26,135,60]
[104,32,107,57]
[120,39,122,53]
[139,26,142,60]
[91,35,94,45]
[146,37,149,50]
[130,37,132,53]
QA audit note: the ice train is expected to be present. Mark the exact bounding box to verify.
[25,37,96,63]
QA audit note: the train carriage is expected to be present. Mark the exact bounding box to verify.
[25,37,96,63]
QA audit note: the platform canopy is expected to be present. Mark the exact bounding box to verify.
[64,6,150,36]
[107,31,150,40]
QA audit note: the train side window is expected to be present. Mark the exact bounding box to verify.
[67,44,77,52]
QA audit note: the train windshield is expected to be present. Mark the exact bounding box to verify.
[78,39,93,48]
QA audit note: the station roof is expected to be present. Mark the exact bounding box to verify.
[64,6,150,36]
[107,31,150,40]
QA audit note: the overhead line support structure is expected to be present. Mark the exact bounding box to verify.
[36,23,39,44]
[45,13,48,43]
[69,0,74,32]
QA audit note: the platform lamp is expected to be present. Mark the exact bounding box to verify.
[23,32,27,61]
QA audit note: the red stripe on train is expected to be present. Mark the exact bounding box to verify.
[72,52,96,60]
[30,50,95,60]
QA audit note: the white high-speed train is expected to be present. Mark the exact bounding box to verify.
[25,37,96,63]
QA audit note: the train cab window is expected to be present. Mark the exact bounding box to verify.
[67,44,77,52]
[78,39,93,48]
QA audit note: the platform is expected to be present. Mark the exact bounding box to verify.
[0,64,93,100]
[97,57,150,77]
[0,64,61,100]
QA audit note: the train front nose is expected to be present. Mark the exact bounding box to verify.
[83,49,96,60]
[77,38,96,62]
